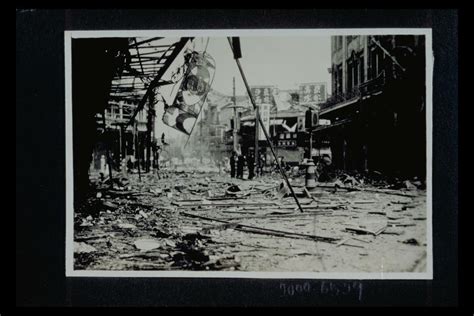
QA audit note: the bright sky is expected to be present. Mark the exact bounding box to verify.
[156,36,332,142]
[206,36,332,95]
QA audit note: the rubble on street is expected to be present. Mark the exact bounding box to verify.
[69,34,429,275]
[74,165,427,272]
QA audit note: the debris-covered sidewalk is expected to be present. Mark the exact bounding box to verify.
[74,167,427,273]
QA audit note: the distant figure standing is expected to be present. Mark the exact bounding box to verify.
[278,156,286,169]
[152,140,160,171]
[257,153,265,176]
[230,151,236,178]
[318,154,333,182]
[161,132,167,145]
[100,155,107,174]
[127,156,134,173]
[237,154,245,179]
[247,152,255,180]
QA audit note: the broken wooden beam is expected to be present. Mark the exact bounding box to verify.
[217,211,333,221]
[180,211,339,243]
[200,222,239,234]
[172,201,278,208]
[368,211,386,215]
[74,234,110,241]
[360,188,419,198]
[336,237,352,247]
[353,200,377,204]
[345,225,387,236]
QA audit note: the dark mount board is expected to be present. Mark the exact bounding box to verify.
[16,9,460,307]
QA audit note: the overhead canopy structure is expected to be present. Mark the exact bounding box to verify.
[107,37,193,127]
[72,36,192,205]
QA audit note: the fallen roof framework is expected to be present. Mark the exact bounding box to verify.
[106,37,193,128]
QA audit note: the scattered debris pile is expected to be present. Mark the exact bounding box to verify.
[74,167,427,272]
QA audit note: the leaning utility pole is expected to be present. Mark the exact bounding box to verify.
[254,104,259,170]
[232,77,238,152]
[227,37,304,213]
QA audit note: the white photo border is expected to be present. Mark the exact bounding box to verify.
[65,28,433,279]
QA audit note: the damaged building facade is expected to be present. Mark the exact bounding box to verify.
[315,35,426,179]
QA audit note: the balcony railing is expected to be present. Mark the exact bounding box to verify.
[320,71,386,110]
[321,88,360,110]
[359,71,386,96]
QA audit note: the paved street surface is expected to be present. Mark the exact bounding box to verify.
[74,164,427,273]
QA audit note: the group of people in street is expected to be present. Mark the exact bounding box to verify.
[228,149,334,182]
[229,151,266,180]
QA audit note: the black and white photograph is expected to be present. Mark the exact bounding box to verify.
[65,29,432,278]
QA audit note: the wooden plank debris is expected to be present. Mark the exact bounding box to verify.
[180,212,339,243]
[172,201,279,207]
[200,223,240,235]
[381,227,405,235]
[314,184,420,198]
[75,234,110,241]
[368,211,386,215]
[336,238,352,247]
[360,188,419,198]
[345,224,387,236]
[217,211,332,221]
[353,200,377,204]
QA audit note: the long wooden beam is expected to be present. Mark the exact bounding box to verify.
[181,212,338,243]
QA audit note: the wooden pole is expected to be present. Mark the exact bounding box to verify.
[146,92,155,173]
[135,122,141,182]
[254,104,259,175]
[200,111,203,164]
[233,77,238,152]
[118,124,122,161]
[227,37,304,213]
[102,109,113,188]
[370,36,406,72]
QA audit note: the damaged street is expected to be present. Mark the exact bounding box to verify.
[74,163,427,273]
[69,35,429,275]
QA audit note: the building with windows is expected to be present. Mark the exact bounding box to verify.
[198,84,331,167]
[91,98,149,171]
[315,35,426,178]
[237,85,327,165]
